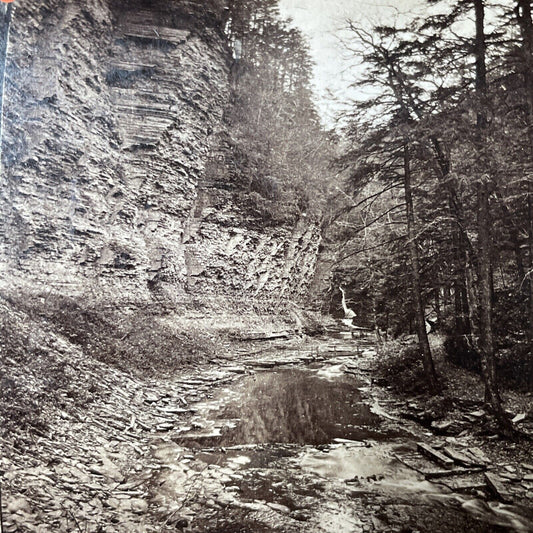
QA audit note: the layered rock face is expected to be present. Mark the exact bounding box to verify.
[0,0,320,312]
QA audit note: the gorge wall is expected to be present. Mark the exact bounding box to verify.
[0,0,321,320]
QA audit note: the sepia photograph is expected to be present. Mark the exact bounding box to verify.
[1,0,533,531]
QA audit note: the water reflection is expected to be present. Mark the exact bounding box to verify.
[180,369,396,447]
[166,362,533,532]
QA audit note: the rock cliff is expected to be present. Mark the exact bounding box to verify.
[0,0,321,323]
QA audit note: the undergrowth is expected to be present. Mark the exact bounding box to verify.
[6,292,222,375]
[443,334,533,392]
[0,291,223,436]
[0,299,100,437]
[376,333,533,396]
[373,338,430,393]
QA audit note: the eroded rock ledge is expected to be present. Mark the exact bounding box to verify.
[0,0,320,314]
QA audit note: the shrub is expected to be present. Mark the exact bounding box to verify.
[374,338,429,393]
[496,345,533,392]
[443,334,481,372]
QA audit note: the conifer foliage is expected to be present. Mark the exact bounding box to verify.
[332,0,533,427]
[224,0,333,225]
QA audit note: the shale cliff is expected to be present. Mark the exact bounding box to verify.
[0,0,320,322]
[0,7,325,529]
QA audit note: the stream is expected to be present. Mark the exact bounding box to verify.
[147,335,533,533]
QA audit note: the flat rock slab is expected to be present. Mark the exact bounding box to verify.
[395,451,481,479]
[155,406,196,415]
[227,367,246,374]
[332,438,368,447]
[425,467,484,480]
[512,413,527,424]
[467,447,491,465]
[156,422,175,432]
[239,332,291,341]
[417,442,454,468]
[441,473,487,493]
[248,360,278,368]
[443,446,485,468]
[485,472,513,503]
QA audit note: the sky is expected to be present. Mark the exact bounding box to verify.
[278,0,427,126]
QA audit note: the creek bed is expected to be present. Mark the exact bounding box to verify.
[149,341,533,532]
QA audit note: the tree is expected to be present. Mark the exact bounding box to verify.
[516,0,533,386]
[466,0,512,433]
[403,140,438,391]
[224,0,333,226]
[333,23,440,390]
[334,0,532,428]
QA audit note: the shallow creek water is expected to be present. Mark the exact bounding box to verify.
[150,341,533,533]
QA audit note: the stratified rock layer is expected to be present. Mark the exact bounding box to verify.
[0,0,320,313]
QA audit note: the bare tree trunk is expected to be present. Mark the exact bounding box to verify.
[477,183,502,403]
[474,0,513,433]
[517,0,533,387]
[372,295,382,344]
[403,142,438,392]
[511,226,526,283]
[453,244,472,336]
[526,185,533,387]
[465,255,480,343]
[434,287,441,327]
[431,139,473,337]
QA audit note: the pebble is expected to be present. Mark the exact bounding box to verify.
[7,497,30,513]
[290,510,310,522]
[106,497,121,510]
[130,499,148,513]
[267,502,291,514]
[144,394,160,404]
[227,367,246,374]
[156,422,174,432]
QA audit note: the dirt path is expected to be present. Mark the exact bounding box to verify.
[2,334,533,532]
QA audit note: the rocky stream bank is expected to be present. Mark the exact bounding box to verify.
[3,325,533,533]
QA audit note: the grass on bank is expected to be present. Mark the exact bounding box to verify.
[0,291,223,437]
